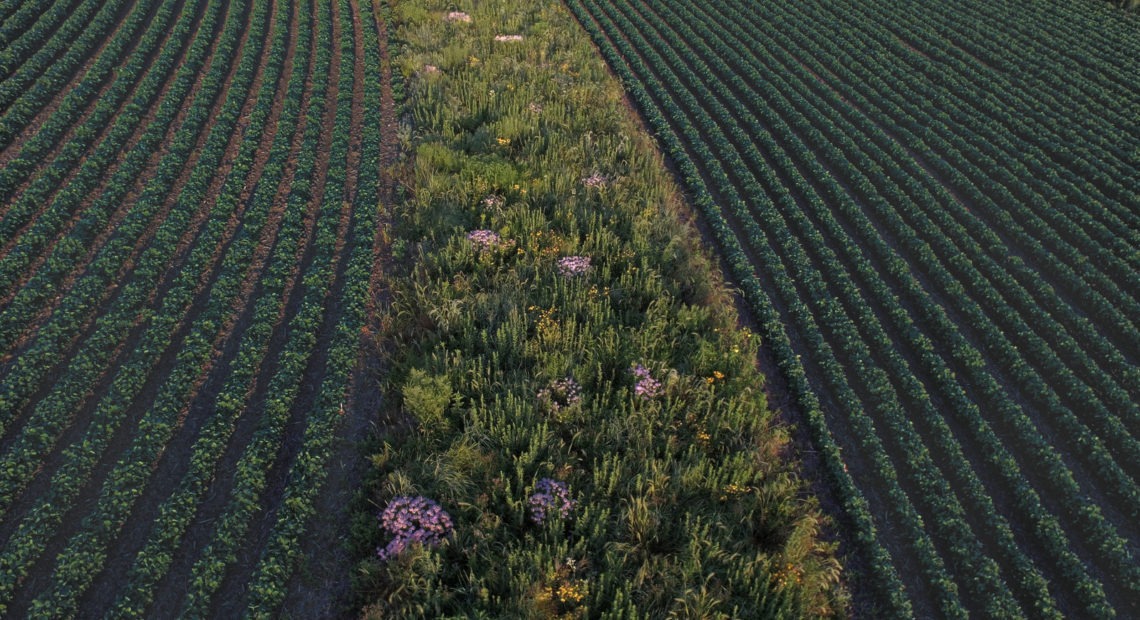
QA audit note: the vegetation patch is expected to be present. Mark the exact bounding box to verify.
[351,0,846,617]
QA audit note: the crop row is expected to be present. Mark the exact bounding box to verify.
[240,1,379,613]
[0,0,121,114]
[730,0,1140,519]
[656,0,1132,613]
[759,0,1140,350]
[0,0,249,611]
[20,0,289,615]
[0,0,170,191]
[105,0,310,613]
[0,0,209,334]
[569,0,1139,616]
[681,1,1129,613]
[176,0,339,612]
[0,0,234,498]
[624,2,1073,616]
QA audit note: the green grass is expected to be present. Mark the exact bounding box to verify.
[350,1,847,617]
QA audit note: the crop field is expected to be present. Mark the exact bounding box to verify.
[3,0,1137,616]
[567,0,1140,617]
[0,0,394,613]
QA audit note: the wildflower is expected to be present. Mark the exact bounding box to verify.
[376,496,454,561]
[718,483,751,501]
[527,101,543,114]
[422,64,440,75]
[555,580,588,604]
[466,229,502,252]
[537,377,582,414]
[773,562,804,588]
[556,256,591,278]
[581,172,608,188]
[445,11,471,22]
[494,34,524,42]
[496,137,511,146]
[529,478,576,525]
[481,193,506,209]
[631,364,662,399]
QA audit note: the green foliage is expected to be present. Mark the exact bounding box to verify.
[402,369,454,435]
[353,0,847,617]
[566,0,1140,617]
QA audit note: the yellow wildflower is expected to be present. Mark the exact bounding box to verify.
[554,580,587,604]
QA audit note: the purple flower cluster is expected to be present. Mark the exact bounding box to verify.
[631,364,662,399]
[556,256,591,278]
[537,377,582,413]
[376,496,454,561]
[467,229,502,252]
[529,478,576,525]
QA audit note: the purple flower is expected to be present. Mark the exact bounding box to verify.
[537,377,582,413]
[631,364,662,399]
[556,256,591,278]
[467,229,502,252]
[377,496,454,561]
[529,478,576,525]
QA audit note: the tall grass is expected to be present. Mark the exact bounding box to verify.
[351,1,847,617]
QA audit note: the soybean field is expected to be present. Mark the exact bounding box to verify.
[568,0,1140,617]
[0,0,394,614]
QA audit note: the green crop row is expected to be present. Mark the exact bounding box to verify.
[242,0,381,613]
[176,0,339,612]
[0,0,249,611]
[570,0,1140,616]
[678,2,1113,615]
[0,0,170,191]
[0,0,121,111]
[0,0,211,346]
[105,0,311,613]
[21,0,288,614]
